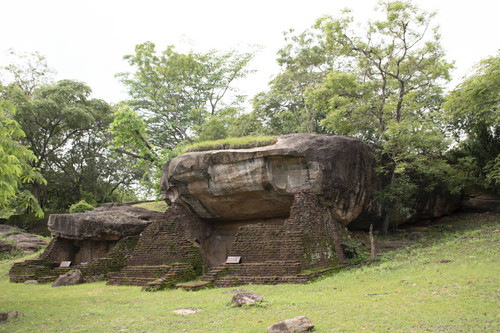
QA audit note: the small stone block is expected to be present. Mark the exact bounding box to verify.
[59,261,71,267]
[225,256,241,264]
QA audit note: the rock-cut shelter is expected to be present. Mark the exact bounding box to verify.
[10,134,458,289]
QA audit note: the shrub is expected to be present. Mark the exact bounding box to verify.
[69,200,94,213]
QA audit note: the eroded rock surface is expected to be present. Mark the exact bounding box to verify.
[48,205,164,240]
[0,225,47,252]
[162,134,378,226]
[51,269,83,287]
[232,292,264,306]
[0,311,23,322]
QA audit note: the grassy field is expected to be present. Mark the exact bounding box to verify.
[0,211,498,332]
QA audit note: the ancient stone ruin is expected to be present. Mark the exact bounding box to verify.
[10,134,458,288]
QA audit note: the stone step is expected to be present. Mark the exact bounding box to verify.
[175,280,212,291]
[214,275,310,287]
[107,276,160,286]
[106,263,192,286]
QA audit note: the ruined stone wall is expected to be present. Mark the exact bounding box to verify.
[9,236,139,283]
[228,191,348,270]
[206,191,359,287]
[39,237,79,263]
[79,236,138,282]
[126,220,202,273]
[228,224,302,263]
[286,191,344,269]
[166,203,211,244]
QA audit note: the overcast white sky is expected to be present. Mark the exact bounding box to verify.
[1,0,499,109]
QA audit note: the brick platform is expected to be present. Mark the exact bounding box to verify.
[201,191,360,287]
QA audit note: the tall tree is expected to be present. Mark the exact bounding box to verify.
[314,1,455,233]
[8,80,112,207]
[115,42,255,149]
[315,1,452,138]
[443,52,500,192]
[256,1,455,233]
[111,43,256,195]
[1,50,55,97]
[0,100,45,216]
[253,28,331,134]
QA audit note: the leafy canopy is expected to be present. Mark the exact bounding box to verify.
[0,100,45,216]
[443,51,500,192]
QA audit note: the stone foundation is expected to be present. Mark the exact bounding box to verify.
[10,192,363,288]
[9,236,138,283]
[201,191,361,287]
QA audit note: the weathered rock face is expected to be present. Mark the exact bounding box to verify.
[51,269,83,287]
[0,311,23,322]
[48,205,164,240]
[268,316,315,333]
[232,292,264,306]
[0,224,47,252]
[162,134,378,226]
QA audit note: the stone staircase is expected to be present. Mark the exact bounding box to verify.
[107,265,174,286]
[9,260,58,283]
[199,261,343,287]
[199,261,343,289]
[107,263,194,287]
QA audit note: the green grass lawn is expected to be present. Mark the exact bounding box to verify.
[0,212,499,332]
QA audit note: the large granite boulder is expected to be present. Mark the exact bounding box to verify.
[0,225,47,252]
[48,205,164,240]
[162,134,378,226]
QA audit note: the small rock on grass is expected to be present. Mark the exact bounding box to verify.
[267,316,314,333]
[24,280,38,285]
[51,269,83,287]
[0,311,23,322]
[232,292,264,306]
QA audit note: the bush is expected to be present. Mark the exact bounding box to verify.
[69,200,94,213]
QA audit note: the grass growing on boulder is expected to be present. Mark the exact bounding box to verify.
[182,136,277,153]
[0,212,498,332]
[132,201,168,213]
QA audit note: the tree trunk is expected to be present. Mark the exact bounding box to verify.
[32,181,42,210]
[380,170,396,235]
[369,224,376,263]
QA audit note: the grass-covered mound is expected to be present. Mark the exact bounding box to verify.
[182,136,277,153]
[0,211,498,332]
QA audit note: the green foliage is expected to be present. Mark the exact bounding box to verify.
[116,42,255,148]
[109,107,159,163]
[1,49,55,97]
[253,28,330,135]
[69,199,94,213]
[1,52,143,211]
[111,43,256,196]
[306,1,455,233]
[227,111,267,137]
[0,100,45,217]
[443,51,500,193]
